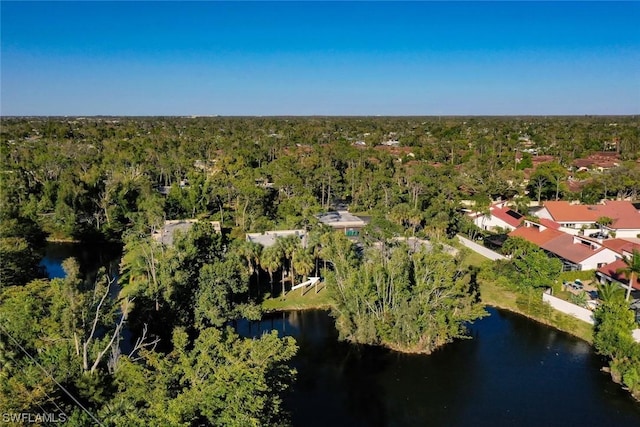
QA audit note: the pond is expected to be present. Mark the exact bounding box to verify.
[39,241,121,281]
[41,244,640,426]
[237,309,640,427]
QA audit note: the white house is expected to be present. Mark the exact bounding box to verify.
[246,229,306,248]
[536,200,640,238]
[541,234,619,271]
[509,220,618,271]
[471,203,524,232]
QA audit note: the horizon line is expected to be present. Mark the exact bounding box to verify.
[2,114,639,119]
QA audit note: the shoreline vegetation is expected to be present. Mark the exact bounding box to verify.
[260,276,594,344]
[261,245,593,346]
[3,116,639,421]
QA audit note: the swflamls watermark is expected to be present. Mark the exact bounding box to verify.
[2,412,67,424]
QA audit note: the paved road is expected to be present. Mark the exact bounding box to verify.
[457,235,506,261]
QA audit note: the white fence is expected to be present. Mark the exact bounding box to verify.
[542,290,640,342]
[456,235,506,261]
[542,291,595,324]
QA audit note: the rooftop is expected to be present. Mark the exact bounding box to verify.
[316,211,367,228]
[541,234,603,263]
[246,229,306,248]
[542,200,640,229]
[573,152,620,170]
[597,259,640,291]
[509,224,564,247]
[153,219,221,246]
[490,205,524,228]
[602,238,640,256]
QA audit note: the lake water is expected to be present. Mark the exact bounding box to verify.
[238,309,640,427]
[39,241,121,281]
[41,244,640,426]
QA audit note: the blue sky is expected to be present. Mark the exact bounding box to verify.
[1,1,639,115]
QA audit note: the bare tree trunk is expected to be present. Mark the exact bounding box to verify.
[626,273,635,301]
[281,270,286,297]
[82,276,113,371]
[90,309,127,374]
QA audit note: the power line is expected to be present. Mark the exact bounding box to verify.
[0,323,104,426]
[1,347,69,420]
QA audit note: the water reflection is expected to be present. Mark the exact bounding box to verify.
[39,242,121,280]
[239,308,640,427]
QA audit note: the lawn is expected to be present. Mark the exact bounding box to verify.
[478,278,593,343]
[261,284,333,312]
[463,249,493,268]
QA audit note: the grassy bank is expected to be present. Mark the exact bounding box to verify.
[261,285,333,312]
[478,277,594,343]
[261,250,595,343]
[46,237,81,243]
[462,249,594,343]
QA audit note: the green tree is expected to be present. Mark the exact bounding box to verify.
[0,237,42,289]
[106,327,297,426]
[594,291,636,359]
[293,250,314,292]
[323,238,485,353]
[502,237,562,289]
[597,281,625,303]
[195,256,249,328]
[596,216,614,233]
[527,162,567,202]
[234,240,263,299]
[617,249,640,302]
[260,245,283,296]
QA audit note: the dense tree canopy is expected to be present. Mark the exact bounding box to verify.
[1,116,637,242]
[1,115,639,419]
[322,234,486,353]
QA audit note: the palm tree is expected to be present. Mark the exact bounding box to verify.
[276,235,302,295]
[596,281,624,303]
[616,249,640,302]
[293,250,314,294]
[513,195,531,216]
[237,240,262,299]
[596,216,613,230]
[306,225,331,276]
[260,245,282,297]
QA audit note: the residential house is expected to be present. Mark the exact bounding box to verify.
[572,152,620,172]
[509,220,618,271]
[246,229,306,248]
[316,211,368,237]
[470,203,524,232]
[597,239,640,293]
[536,200,640,238]
[153,219,221,246]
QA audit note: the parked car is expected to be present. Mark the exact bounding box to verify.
[589,232,608,239]
[571,280,583,290]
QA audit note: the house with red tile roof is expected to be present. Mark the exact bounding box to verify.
[541,234,617,271]
[470,202,524,232]
[509,220,618,271]
[536,200,640,238]
[593,239,640,295]
[531,155,556,166]
[597,258,640,292]
[572,152,620,172]
[509,220,564,246]
[602,238,640,257]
